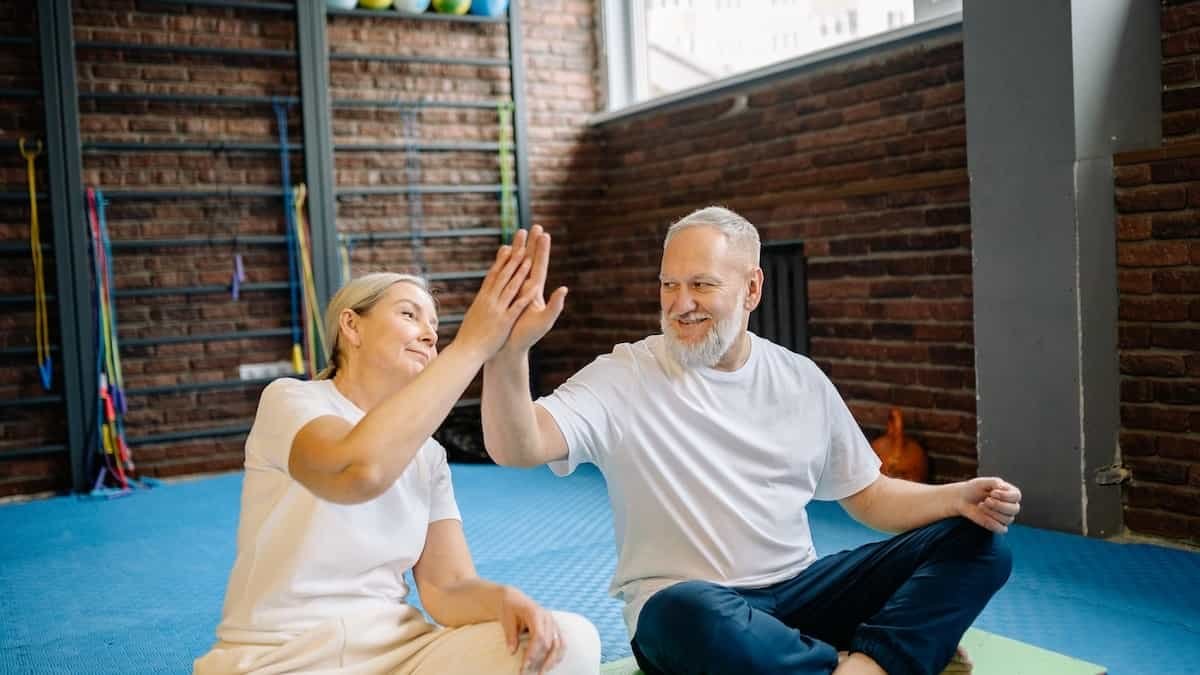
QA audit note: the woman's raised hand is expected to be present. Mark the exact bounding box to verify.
[453,229,538,361]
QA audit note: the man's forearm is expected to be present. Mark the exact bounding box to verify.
[852,476,960,533]
[481,349,543,466]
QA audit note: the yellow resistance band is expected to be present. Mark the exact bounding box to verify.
[20,138,51,391]
[293,184,326,375]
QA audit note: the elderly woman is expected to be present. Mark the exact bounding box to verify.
[195,229,599,674]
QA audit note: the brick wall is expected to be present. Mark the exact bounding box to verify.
[0,0,602,494]
[567,35,977,482]
[0,6,68,496]
[1113,0,1200,544]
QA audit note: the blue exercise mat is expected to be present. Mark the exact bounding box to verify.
[0,464,1196,673]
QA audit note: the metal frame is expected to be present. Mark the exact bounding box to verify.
[326,8,504,24]
[81,91,300,106]
[507,1,533,235]
[123,328,292,347]
[0,445,67,460]
[297,0,340,321]
[1,2,537,471]
[110,235,287,249]
[77,41,295,60]
[331,98,496,111]
[100,188,281,200]
[38,0,94,492]
[0,88,40,98]
[113,282,288,298]
[83,141,303,153]
[126,376,275,397]
[336,185,509,196]
[148,0,294,11]
[328,52,507,68]
[339,228,502,242]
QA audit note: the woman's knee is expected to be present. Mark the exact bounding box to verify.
[548,611,601,674]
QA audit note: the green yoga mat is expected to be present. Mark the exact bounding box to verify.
[598,628,1106,675]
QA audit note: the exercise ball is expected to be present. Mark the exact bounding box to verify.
[394,0,431,12]
[327,0,358,9]
[431,0,471,15]
[469,0,508,16]
[358,0,394,9]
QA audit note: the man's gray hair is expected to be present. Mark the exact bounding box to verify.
[664,206,761,267]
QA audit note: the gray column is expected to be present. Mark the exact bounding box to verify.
[965,0,1160,536]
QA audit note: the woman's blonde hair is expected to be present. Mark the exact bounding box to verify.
[315,272,432,380]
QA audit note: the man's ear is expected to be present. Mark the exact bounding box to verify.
[745,267,764,311]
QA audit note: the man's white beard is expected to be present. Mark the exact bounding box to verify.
[661,302,745,369]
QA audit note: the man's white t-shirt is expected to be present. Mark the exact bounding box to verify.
[537,333,880,636]
[216,378,461,644]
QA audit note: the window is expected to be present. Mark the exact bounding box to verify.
[602,0,962,112]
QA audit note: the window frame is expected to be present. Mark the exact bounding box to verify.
[595,2,962,127]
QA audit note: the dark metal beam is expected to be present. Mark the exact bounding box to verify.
[127,425,251,447]
[100,188,280,200]
[110,235,287,250]
[297,0,340,323]
[0,88,41,99]
[331,97,496,111]
[145,0,295,11]
[336,185,509,196]
[82,141,303,153]
[39,0,93,494]
[77,41,295,60]
[0,445,67,460]
[0,395,62,409]
[326,7,504,24]
[126,376,275,397]
[507,0,532,234]
[81,91,300,106]
[328,51,507,68]
[335,141,500,153]
[0,191,48,201]
[122,328,292,347]
[113,282,288,298]
[339,227,502,242]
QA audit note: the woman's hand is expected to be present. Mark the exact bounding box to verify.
[498,586,565,675]
[454,229,536,362]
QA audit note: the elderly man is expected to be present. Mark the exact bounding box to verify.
[483,208,1019,675]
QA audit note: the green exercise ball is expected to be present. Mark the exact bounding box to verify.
[358,0,394,9]
[431,0,471,15]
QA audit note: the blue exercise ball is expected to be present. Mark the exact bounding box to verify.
[469,0,508,17]
[394,0,431,12]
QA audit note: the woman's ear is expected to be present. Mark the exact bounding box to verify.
[339,308,362,349]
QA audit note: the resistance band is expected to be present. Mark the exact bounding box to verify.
[20,138,52,390]
[292,184,326,376]
[274,100,304,375]
[498,101,516,244]
[86,188,132,489]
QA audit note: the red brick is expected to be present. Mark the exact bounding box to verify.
[1150,211,1200,238]
[1119,297,1191,321]
[1127,458,1191,485]
[1117,215,1152,241]
[1118,186,1187,212]
[1120,353,1187,376]
[1118,270,1154,294]
[1118,241,1192,266]
[1122,404,1192,432]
